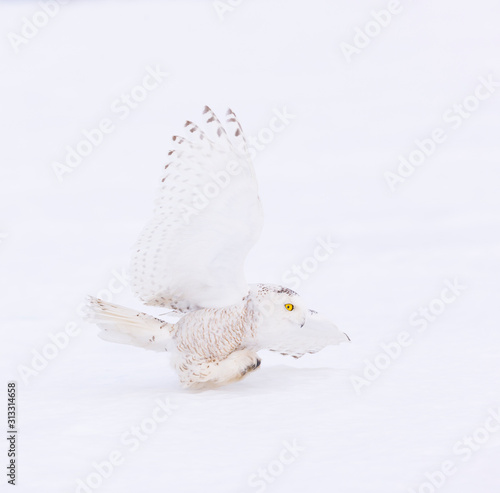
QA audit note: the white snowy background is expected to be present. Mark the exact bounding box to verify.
[1,1,499,492]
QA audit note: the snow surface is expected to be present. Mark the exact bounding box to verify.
[1,1,500,492]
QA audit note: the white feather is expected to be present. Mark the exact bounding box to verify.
[130,107,263,312]
[86,297,174,351]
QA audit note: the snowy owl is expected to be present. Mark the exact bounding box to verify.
[86,106,350,388]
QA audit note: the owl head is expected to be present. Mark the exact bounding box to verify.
[247,283,350,357]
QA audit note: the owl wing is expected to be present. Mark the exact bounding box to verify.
[130,107,263,312]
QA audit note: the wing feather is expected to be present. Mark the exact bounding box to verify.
[130,107,263,312]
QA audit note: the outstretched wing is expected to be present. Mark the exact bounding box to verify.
[130,107,263,312]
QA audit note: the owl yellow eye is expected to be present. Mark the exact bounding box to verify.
[285,304,294,311]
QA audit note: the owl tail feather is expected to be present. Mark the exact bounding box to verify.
[85,297,175,352]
